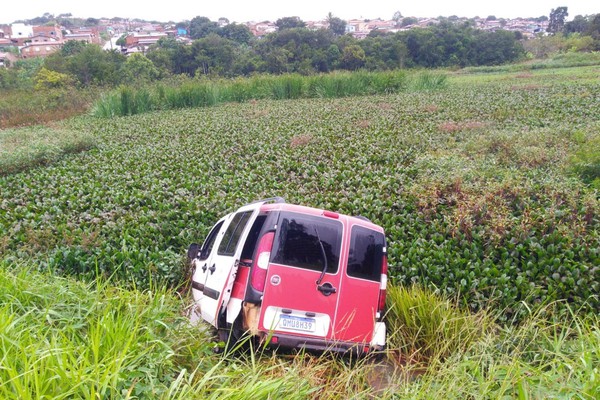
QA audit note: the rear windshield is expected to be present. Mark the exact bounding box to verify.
[271,213,342,273]
[347,225,385,282]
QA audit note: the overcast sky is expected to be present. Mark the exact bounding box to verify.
[2,0,597,25]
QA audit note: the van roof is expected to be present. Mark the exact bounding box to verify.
[259,202,384,232]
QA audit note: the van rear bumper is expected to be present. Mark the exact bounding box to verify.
[268,333,382,356]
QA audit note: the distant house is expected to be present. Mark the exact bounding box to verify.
[306,21,327,31]
[10,23,33,39]
[64,33,94,43]
[123,32,167,54]
[66,27,102,44]
[0,51,18,67]
[0,37,13,50]
[247,21,277,37]
[20,38,62,58]
[32,25,63,40]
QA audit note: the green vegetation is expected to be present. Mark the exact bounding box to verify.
[1,65,598,316]
[386,285,490,362]
[0,85,96,129]
[1,265,597,398]
[0,125,95,175]
[91,70,446,117]
[0,63,598,397]
[394,302,599,399]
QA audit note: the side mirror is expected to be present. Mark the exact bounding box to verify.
[187,243,200,266]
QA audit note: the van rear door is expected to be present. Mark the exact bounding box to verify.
[259,212,343,339]
[334,224,386,344]
[200,201,264,328]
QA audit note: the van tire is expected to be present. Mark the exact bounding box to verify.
[221,315,247,353]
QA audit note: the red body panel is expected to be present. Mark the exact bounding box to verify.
[255,212,383,344]
[259,263,340,336]
[231,265,250,301]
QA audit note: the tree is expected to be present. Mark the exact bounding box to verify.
[189,16,220,39]
[34,67,73,89]
[66,45,125,86]
[61,40,88,56]
[586,14,600,49]
[220,23,253,44]
[473,30,524,65]
[122,53,160,82]
[401,17,418,27]
[341,44,366,70]
[192,34,237,76]
[392,11,403,26]
[548,7,568,34]
[115,34,128,47]
[564,15,590,34]
[326,13,346,36]
[275,16,306,30]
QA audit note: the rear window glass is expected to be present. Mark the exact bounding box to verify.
[199,220,224,260]
[241,215,267,260]
[272,213,342,273]
[347,226,385,282]
[218,211,253,256]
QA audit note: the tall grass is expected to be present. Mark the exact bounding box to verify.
[0,88,96,129]
[385,285,491,363]
[1,263,597,398]
[91,70,447,118]
[0,125,95,175]
[0,262,209,399]
[396,303,600,399]
[457,51,600,75]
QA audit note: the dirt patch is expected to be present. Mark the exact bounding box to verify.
[365,351,427,395]
[438,121,488,133]
[290,134,313,148]
[515,72,534,79]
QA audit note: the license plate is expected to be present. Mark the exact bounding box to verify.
[279,315,315,332]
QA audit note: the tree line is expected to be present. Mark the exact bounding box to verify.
[1,12,599,90]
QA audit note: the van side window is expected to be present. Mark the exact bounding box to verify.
[241,215,267,260]
[199,221,224,260]
[272,213,342,273]
[218,211,253,256]
[347,226,385,281]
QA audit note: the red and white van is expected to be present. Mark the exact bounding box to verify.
[187,198,387,355]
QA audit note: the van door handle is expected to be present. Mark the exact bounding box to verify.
[201,264,207,272]
[317,282,336,296]
[208,264,216,274]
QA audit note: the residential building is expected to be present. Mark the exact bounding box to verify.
[32,24,63,40]
[20,39,62,58]
[0,51,18,67]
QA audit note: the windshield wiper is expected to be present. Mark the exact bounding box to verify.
[314,226,328,286]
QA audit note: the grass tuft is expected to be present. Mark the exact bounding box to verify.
[385,285,490,363]
[0,125,95,175]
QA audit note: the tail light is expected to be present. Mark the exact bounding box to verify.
[250,231,275,292]
[377,252,388,314]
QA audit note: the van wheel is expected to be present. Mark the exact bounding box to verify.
[221,316,248,353]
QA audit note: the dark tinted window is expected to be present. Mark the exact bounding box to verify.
[347,226,385,281]
[199,221,224,260]
[272,213,342,273]
[218,211,253,256]
[241,215,267,260]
